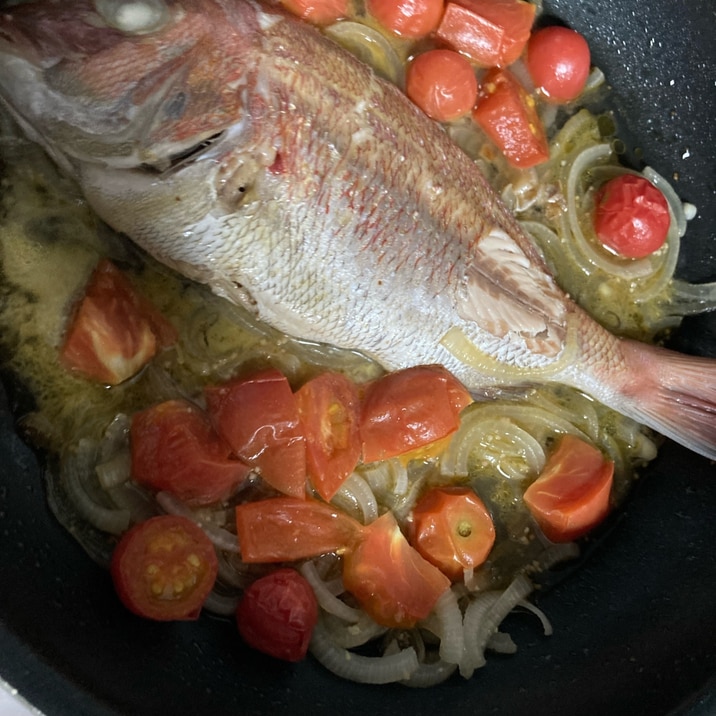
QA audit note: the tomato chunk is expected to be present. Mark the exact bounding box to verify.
[235,496,362,563]
[406,49,479,122]
[367,0,444,39]
[111,515,218,621]
[593,174,671,258]
[237,568,318,662]
[360,365,472,463]
[436,0,535,68]
[410,487,495,580]
[131,399,251,506]
[342,512,450,628]
[296,372,362,501]
[526,26,591,103]
[523,435,614,543]
[472,67,550,168]
[205,369,307,498]
[61,259,177,385]
[280,0,348,25]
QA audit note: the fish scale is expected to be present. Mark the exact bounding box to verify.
[0,0,714,460]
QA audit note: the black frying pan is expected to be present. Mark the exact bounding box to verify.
[1,1,715,714]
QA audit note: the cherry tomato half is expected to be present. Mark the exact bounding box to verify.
[410,487,495,580]
[237,568,318,662]
[360,365,472,463]
[593,174,671,258]
[523,434,614,543]
[342,512,450,628]
[406,49,478,122]
[111,515,218,621]
[437,0,535,68]
[472,67,550,168]
[296,372,362,501]
[131,399,251,506]
[61,259,177,385]
[205,369,307,498]
[367,0,444,39]
[235,496,362,563]
[526,26,591,104]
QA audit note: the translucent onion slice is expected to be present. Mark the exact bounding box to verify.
[330,472,379,524]
[300,561,362,623]
[433,587,465,665]
[401,660,457,688]
[310,619,419,684]
[324,21,405,86]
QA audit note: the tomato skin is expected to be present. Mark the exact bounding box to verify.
[236,568,318,662]
[593,174,671,258]
[131,400,251,506]
[111,515,218,621]
[406,49,478,122]
[296,372,362,501]
[367,0,444,39]
[472,67,550,168]
[235,496,362,563]
[342,512,451,628]
[523,435,614,543]
[281,0,348,25]
[205,369,307,498]
[526,26,591,103]
[410,487,495,580]
[61,259,177,385]
[360,365,472,463]
[436,0,536,68]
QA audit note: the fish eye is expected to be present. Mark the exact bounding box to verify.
[94,0,171,35]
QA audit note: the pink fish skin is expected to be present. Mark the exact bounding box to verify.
[0,0,714,460]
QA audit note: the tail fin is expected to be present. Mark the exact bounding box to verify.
[605,340,716,461]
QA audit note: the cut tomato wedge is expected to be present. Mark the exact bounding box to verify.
[436,0,535,68]
[235,496,363,563]
[360,365,472,463]
[131,399,251,506]
[410,486,496,580]
[296,372,362,501]
[205,369,307,498]
[61,259,177,385]
[523,434,615,543]
[110,515,218,621]
[342,512,450,628]
[472,67,550,168]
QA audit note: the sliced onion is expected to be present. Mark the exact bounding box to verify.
[300,561,362,623]
[401,660,457,688]
[203,590,240,616]
[487,630,518,654]
[432,587,465,665]
[310,619,419,684]
[156,491,240,553]
[330,472,379,524]
[516,598,553,636]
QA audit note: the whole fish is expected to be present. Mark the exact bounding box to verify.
[0,0,714,459]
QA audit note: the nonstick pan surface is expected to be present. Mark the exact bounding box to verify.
[1,1,715,714]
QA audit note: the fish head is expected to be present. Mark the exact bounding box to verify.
[0,0,272,175]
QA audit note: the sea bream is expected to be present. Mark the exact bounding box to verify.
[0,0,714,459]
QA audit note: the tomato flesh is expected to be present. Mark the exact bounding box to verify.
[111,515,218,621]
[436,0,536,68]
[131,399,251,506]
[237,568,318,662]
[472,67,550,168]
[367,0,444,39]
[410,486,495,580]
[523,434,614,543]
[406,49,479,122]
[205,369,307,498]
[342,512,450,628]
[360,365,472,463]
[296,372,362,501]
[526,26,591,103]
[593,174,671,258]
[235,496,362,563]
[61,259,177,385]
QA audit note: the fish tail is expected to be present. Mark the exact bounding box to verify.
[579,337,716,461]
